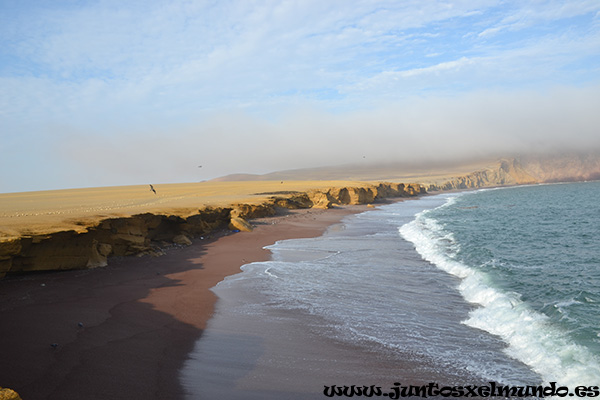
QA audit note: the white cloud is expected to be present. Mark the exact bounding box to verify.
[478,26,503,38]
[477,0,600,38]
[399,57,475,77]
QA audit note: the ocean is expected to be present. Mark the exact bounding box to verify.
[181,181,600,399]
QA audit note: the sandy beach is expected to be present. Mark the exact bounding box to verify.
[0,205,364,399]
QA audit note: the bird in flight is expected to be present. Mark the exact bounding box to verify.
[149,184,157,194]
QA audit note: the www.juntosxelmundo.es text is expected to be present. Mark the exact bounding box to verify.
[323,382,600,398]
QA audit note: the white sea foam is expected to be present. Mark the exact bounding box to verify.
[264,267,279,279]
[399,203,600,388]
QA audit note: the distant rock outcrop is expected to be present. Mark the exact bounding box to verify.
[299,183,426,209]
[427,159,537,191]
[518,153,600,183]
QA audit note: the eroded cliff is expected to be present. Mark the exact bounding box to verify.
[427,159,538,191]
[0,183,425,278]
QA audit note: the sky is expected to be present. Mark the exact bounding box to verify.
[1,0,600,192]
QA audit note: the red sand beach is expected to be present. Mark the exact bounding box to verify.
[0,206,363,400]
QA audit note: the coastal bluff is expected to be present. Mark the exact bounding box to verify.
[426,158,537,191]
[4,153,586,278]
[0,182,425,278]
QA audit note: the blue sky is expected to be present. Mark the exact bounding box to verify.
[1,1,600,192]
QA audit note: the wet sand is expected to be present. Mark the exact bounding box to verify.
[0,206,363,400]
[182,285,468,400]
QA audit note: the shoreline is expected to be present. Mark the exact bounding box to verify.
[181,193,485,399]
[0,205,368,399]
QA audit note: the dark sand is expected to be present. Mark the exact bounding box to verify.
[0,206,363,400]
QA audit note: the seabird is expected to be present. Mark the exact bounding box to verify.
[149,184,157,194]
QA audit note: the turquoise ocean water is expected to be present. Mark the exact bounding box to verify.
[400,181,600,386]
[182,181,600,398]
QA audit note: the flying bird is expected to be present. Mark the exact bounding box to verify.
[149,184,156,194]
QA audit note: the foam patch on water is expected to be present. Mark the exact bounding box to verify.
[400,205,600,388]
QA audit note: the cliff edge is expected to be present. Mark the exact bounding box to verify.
[0,182,425,278]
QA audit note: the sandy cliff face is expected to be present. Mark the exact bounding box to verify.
[0,183,425,278]
[1,208,232,276]
[307,183,425,209]
[427,159,538,191]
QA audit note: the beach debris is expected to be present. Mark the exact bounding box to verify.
[40,283,45,287]
[50,343,58,349]
[78,322,84,328]
[149,184,157,194]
